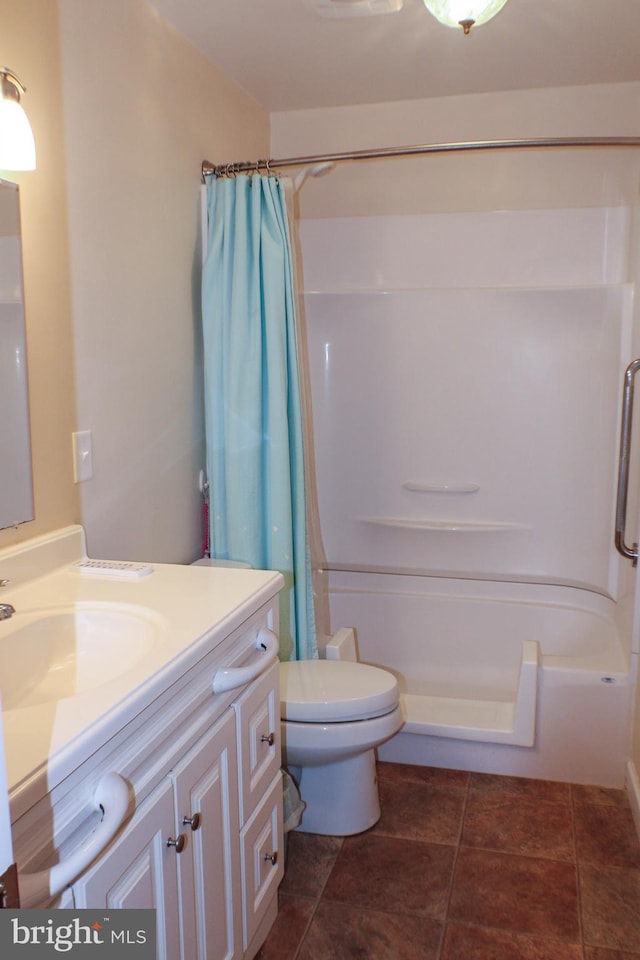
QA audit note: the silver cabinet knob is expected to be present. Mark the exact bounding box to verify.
[261,733,275,746]
[263,851,278,866]
[166,834,186,853]
[182,812,202,831]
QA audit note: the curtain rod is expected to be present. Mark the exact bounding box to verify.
[201,136,640,180]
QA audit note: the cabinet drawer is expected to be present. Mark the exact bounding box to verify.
[234,661,280,825]
[240,773,283,951]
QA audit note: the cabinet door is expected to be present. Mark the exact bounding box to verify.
[235,662,280,826]
[171,709,242,960]
[73,778,181,960]
[240,773,284,951]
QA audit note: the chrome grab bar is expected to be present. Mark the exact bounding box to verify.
[615,358,640,564]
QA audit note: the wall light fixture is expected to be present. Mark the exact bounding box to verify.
[0,68,36,171]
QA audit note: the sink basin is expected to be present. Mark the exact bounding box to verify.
[0,604,165,710]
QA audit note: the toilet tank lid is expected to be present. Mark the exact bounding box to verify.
[280,659,399,722]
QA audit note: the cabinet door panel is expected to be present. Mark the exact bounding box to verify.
[240,774,284,950]
[235,662,280,825]
[171,709,242,960]
[73,778,180,960]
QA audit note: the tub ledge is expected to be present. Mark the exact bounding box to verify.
[400,640,539,747]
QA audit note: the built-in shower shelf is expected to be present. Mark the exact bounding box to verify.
[399,639,539,747]
[402,481,480,494]
[358,516,529,532]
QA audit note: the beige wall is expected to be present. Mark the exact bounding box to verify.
[57,0,269,563]
[0,1,269,564]
[273,83,640,216]
[0,0,79,551]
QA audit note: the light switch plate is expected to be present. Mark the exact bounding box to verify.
[72,430,93,483]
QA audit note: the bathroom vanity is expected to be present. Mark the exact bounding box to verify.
[1,526,284,960]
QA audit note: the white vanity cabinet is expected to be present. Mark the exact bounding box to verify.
[74,708,243,960]
[11,594,284,960]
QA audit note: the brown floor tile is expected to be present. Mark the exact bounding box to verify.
[584,950,640,959]
[280,832,343,900]
[580,863,640,950]
[449,848,580,942]
[469,772,572,803]
[373,777,466,844]
[266,764,640,959]
[322,833,456,918]
[257,893,315,960]
[296,902,442,960]
[574,803,640,869]
[462,792,575,861]
[377,761,469,790]
[572,785,630,807]
[442,922,585,959]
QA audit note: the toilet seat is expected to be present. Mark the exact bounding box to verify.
[280,659,398,723]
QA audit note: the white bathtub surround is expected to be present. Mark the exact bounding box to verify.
[331,574,630,785]
[299,205,635,786]
[305,282,631,597]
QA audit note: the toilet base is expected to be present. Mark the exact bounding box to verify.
[295,749,380,836]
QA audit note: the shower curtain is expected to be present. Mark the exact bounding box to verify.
[201,173,317,662]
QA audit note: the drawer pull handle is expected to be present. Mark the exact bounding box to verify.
[264,851,278,866]
[212,627,279,694]
[182,812,202,831]
[167,834,186,853]
[261,733,275,746]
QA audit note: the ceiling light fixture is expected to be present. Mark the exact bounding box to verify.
[0,68,36,171]
[422,0,510,34]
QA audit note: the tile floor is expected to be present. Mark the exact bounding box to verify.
[258,761,640,960]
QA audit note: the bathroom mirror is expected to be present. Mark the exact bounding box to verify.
[0,179,33,529]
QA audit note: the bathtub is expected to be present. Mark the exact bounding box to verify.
[326,571,632,787]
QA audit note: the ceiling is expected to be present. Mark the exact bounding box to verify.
[148,0,640,112]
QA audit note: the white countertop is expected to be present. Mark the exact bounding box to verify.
[0,527,282,817]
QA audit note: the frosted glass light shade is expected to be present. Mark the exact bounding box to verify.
[423,0,510,30]
[0,98,36,170]
[311,0,403,17]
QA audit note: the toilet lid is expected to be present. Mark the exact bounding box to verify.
[280,660,399,723]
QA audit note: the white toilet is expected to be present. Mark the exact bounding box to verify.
[279,659,403,836]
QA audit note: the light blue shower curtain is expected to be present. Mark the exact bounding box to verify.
[202,173,317,662]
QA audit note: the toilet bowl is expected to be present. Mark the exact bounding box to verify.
[280,659,403,836]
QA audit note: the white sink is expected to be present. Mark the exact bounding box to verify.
[0,604,165,710]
